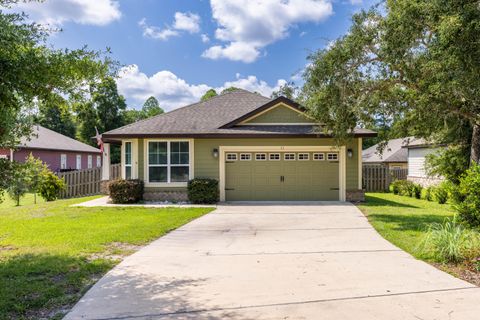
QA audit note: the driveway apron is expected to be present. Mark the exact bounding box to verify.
[65,203,480,319]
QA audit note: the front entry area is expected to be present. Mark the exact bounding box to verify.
[225,151,340,201]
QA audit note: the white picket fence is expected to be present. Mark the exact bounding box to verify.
[57,164,121,198]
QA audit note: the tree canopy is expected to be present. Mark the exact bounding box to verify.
[201,89,218,101]
[0,0,112,148]
[36,95,76,138]
[271,81,297,100]
[302,0,480,172]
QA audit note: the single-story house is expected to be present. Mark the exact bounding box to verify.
[100,89,376,202]
[0,125,102,172]
[362,137,413,169]
[404,139,444,186]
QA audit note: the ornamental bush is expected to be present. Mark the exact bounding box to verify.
[188,178,219,204]
[453,165,480,227]
[109,179,144,204]
[434,182,449,204]
[38,170,65,201]
[389,180,415,196]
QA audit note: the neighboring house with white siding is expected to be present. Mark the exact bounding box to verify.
[404,139,444,186]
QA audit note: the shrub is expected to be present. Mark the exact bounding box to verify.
[188,178,219,204]
[7,163,30,206]
[38,170,65,201]
[434,182,449,204]
[423,186,434,201]
[419,218,480,263]
[389,180,415,196]
[453,165,480,227]
[412,183,422,199]
[109,179,144,204]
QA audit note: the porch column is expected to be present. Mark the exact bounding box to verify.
[102,143,110,181]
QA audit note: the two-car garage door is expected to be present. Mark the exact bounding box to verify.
[225,151,339,201]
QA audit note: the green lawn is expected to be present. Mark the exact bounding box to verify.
[358,192,455,260]
[0,193,46,208]
[0,196,214,320]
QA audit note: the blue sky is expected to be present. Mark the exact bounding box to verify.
[14,0,376,110]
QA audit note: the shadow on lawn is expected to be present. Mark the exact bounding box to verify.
[0,253,114,319]
[363,195,419,208]
[369,213,450,232]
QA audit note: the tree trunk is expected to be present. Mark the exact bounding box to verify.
[471,123,480,165]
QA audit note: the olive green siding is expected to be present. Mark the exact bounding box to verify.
[194,138,360,190]
[244,104,313,124]
[131,137,360,196]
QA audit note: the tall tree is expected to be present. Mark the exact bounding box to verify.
[303,0,480,172]
[201,89,218,101]
[142,96,163,118]
[36,94,76,138]
[271,81,297,100]
[221,87,240,94]
[0,0,111,149]
[77,77,127,144]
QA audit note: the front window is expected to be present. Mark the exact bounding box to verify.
[76,155,81,170]
[96,155,101,167]
[88,155,93,169]
[148,141,190,183]
[61,154,67,169]
[125,142,132,179]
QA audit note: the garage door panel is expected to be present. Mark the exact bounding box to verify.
[225,151,340,201]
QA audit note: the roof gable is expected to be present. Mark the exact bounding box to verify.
[237,102,313,125]
[219,96,308,128]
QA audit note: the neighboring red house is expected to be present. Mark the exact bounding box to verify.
[0,125,102,172]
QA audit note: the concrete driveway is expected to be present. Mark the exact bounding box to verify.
[65,203,480,320]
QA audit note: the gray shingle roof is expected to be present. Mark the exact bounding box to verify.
[362,137,423,163]
[102,89,376,138]
[18,125,101,153]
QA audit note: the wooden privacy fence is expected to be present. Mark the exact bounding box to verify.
[58,164,121,198]
[362,165,408,192]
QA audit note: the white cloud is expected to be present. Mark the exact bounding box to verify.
[350,0,363,4]
[117,65,285,110]
[202,42,261,63]
[139,18,179,41]
[140,11,201,41]
[201,34,210,43]
[203,0,333,63]
[15,0,121,26]
[173,12,200,33]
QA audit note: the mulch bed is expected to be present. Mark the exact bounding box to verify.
[433,259,480,287]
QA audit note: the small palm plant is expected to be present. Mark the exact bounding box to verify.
[419,217,480,263]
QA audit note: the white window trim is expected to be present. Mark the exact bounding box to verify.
[219,146,346,202]
[255,153,267,161]
[313,153,325,161]
[284,153,296,161]
[87,155,93,169]
[298,153,310,161]
[96,155,101,168]
[60,154,67,169]
[121,139,138,179]
[226,153,238,161]
[143,139,194,187]
[269,153,281,161]
[327,153,339,161]
[76,154,82,170]
[239,153,252,161]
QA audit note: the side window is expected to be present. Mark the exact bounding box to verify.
[255,153,267,161]
[327,153,338,161]
[269,153,280,161]
[76,154,82,170]
[96,155,101,167]
[60,154,67,169]
[226,153,237,161]
[313,153,325,161]
[239,153,252,161]
[87,155,93,169]
[298,153,309,161]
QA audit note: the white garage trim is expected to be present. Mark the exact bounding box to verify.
[219,145,346,202]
